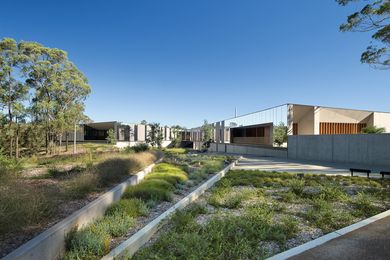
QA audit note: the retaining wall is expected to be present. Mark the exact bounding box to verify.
[4,159,162,260]
[209,143,287,158]
[288,134,390,167]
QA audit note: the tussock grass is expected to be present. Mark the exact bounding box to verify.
[0,151,159,239]
[64,162,189,259]
[134,169,390,259]
[124,163,188,202]
[0,179,54,235]
[352,192,380,217]
[304,195,354,233]
[134,202,298,259]
[65,198,148,259]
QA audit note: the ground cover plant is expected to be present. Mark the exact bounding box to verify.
[63,150,232,260]
[0,148,160,257]
[134,170,390,259]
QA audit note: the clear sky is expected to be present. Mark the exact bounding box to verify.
[1,0,388,128]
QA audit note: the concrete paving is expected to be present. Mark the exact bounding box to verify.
[232,156,390,178]
[289,215,390,260]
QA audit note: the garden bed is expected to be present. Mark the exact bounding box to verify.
[133,170,390,259]
[63,150,234,259]
[0,150,160,257]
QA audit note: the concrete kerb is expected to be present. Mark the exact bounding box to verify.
[266,208,390,260]
[3,158,163,260]
[102,157,242,260]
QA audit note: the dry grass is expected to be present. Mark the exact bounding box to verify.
[0,151,160,245]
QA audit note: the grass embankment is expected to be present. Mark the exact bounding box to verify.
[22,143,121,169]
[63,149,231,260]
[134,170,390,259]
[0,150,159,244]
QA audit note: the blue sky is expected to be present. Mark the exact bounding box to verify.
[1,0,388,128]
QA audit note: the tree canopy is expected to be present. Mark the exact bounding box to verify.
[337,0,390,69]
[0,38,91,157]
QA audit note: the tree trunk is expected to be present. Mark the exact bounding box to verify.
[45,129,49,155]
[15,120,19,159]
[65,133,68,152]
[59,133,62,154]
[73,123,77,154]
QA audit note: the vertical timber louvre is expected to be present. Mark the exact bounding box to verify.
[319,122,366,135]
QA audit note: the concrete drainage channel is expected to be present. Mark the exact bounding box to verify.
[101,157,241,260]
[3,158,163,260]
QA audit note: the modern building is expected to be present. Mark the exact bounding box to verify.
[67,121,178,147]
[189,104,390,147]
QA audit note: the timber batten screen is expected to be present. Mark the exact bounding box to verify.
[319,122,366,135]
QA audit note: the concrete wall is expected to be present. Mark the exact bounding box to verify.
[288,134,390,167]
[209,143,287,158]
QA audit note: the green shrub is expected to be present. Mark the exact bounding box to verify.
[65,227,111,259]
[105,198,149,217]
[146,170,188,185]
[288,179,305,196]
[319,184,348,202]
[280,191,297,203]
[153,163,186,174]
[141,178,175,191]
[352,192,380,217]
[207,187,246,209]
[0,154,24,175]
[132,143,149,153]
[164,148,188,155]
[124,185,173,202]
[304,196,354,233]
[189,169,208,184]
[279,215,299,238]
[98,212,135,237]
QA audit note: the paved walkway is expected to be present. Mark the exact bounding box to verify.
[289,215,390,260]
[232,156,390,178]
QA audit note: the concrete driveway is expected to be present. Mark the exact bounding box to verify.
[232,156,390,178]
[289,215,390,260]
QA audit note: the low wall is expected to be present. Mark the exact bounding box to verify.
[209,143,287,158]
[288,134,390,167]
[4,159,162,260]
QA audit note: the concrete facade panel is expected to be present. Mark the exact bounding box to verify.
[347,134,369,164]
[289,134,390,167]
[332,135,349,163]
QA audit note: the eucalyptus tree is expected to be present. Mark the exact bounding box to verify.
[54,62,90,152]
[22,41,90,154]
[0,38,29,157]
[337,0,390,68]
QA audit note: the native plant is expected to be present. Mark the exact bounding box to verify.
[146,123,164,148]
[337,0,390,69]
[273,122,288,147]
[362,125,386,134]
[0,37,91,157]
